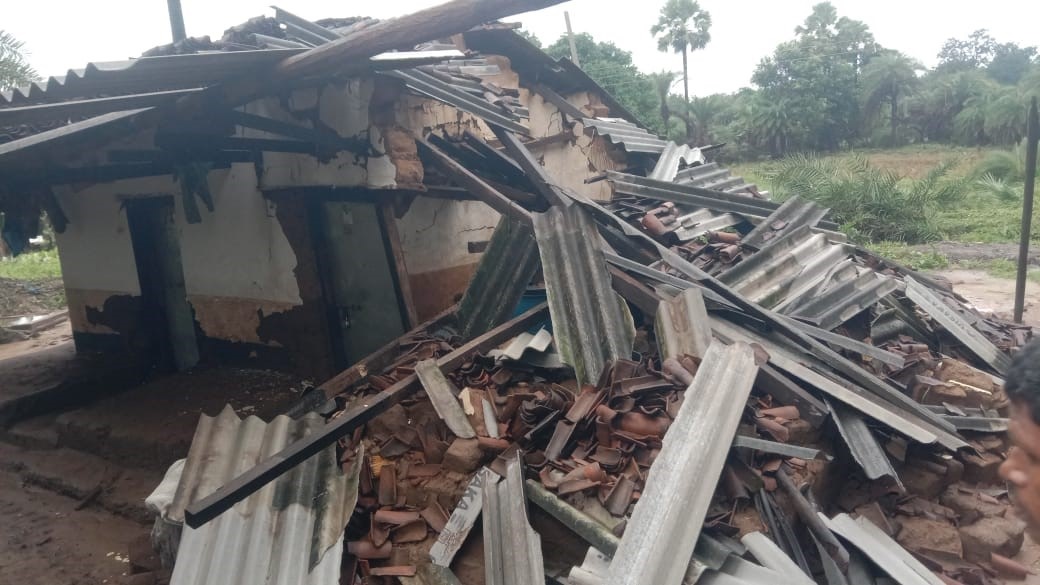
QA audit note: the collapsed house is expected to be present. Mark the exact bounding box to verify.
[2,1,1035,585]
[0,5,655,380]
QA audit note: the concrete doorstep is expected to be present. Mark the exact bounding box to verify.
[0,441,160,524]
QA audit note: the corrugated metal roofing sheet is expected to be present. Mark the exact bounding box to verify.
[1,50,304,106]
[648,142,705,182]
[166,406,359,585]
[482,457,543,584]
[607,171,782,219]
[828,400,902,488]
[456,216,540,341]
[718,226,850,309]
[708,315,968,451]
[382,68,527,133]
[742,196,830,249]
[532,204,635,385]
[583,118,668,153]
[788,270,900,331]
[904,277,1012,375]
[821,513,945,585]
[655,288,712,361]
[0,108,152,166]
[673,162,758,194]
[606,341,760,585]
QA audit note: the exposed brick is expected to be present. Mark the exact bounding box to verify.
[940,486,1007,525]
[958,516,1025,563]
[959,451,1003,485]
[895,516,962,558]
[442,438,483,474]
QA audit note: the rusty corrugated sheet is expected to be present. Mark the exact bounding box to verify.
[606,341,760,585]
[164,406,359,585]
[532,204,634,385]
[456,216,540,340]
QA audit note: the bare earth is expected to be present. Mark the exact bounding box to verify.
[937,269,1040,328]
[0,469,148,585]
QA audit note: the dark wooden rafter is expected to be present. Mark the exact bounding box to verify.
[170,0,570,113]
[377,201,421,329]
[490,126,569,207]
[184,302,549,528]
[531,83,587,122]
[225,110,368,153]
[415,137,532,226]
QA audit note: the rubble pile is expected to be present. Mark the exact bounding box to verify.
[160,134,1037,585]
[301,131,1033,583]
[148,11,1035,585]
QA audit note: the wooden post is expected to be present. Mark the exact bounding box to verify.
[1015,97,1038,323]
[564,12,580,67]
[184,303,549,528]
[274,0,569,80]
[378,201,420,328]
[166,0,187,42]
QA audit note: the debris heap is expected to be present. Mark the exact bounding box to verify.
[149,9,1034,585]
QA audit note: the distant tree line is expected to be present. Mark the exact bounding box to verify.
[529,2,1040,159]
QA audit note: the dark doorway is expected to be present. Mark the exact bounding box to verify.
[125,197,199,372]
[314,201,407,368]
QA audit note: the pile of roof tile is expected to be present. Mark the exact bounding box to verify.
[168,130,1035,585]
[299,134,1032,584]
[158,15,1034,585]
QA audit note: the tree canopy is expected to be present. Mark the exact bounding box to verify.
[0,31,38,91]
[525,4,1038,158]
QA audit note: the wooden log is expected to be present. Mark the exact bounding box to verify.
[185,302,548,528]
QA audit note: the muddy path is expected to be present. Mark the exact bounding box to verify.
[914,241,1040,265]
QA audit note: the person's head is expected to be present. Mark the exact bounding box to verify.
[999,339,1040,537]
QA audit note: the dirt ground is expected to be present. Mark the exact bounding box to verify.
[0,277,65,318]
[0,467,149,585]
[919,242,1040,266]
[0,320,72,363]
[937,269,1040,328]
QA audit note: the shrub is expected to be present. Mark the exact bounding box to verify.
[765,154,967,243]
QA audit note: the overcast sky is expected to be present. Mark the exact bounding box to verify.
[6,0,1038,96]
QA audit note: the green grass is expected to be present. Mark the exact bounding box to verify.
[733,144,990,183]
[735,144,1033,245]
[934,193,1038,244]
[0,249,63,281]
[867,242,950,270]
[865,243,1040,283]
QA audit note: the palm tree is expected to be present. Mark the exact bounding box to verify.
[649,71,678,131]
[860,51,922,146]
[0,31,38,90]
[984,87,1027,144]
[651,0,711,139]
[750,98,798,158]
[687,94,727,146]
